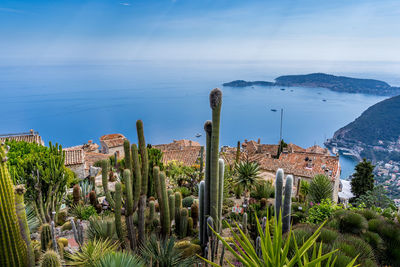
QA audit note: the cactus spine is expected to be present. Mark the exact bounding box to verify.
[136,120,148,245]
[14,185,34,266]
[40,250,61,267]
[101,160,114,208]
[180,208,189,238]
[282,175,293,234]
[274,168,284,220]
[0,144,27,267]
[168,194,175,223]
[40,224,52,251]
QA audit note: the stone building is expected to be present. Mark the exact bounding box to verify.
[154,139,203,167]
[99,134,126,158]
[0,129,44,145]
[222,139,341,202]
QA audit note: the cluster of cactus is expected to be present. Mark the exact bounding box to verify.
[0,144,28,267]
[199,88,225,260]
[101,120,155,249]
[274,168,293,234]
[154,167,170,237]
[70,218,84,247]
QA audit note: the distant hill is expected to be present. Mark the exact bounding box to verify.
[223,73,400,96]
[325,94,400,162]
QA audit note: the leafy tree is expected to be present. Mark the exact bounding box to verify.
[351,159,375,198]
[355,185,395,209]
[309,174,333,203]
[6,140,75,223]
[234,161,261,198]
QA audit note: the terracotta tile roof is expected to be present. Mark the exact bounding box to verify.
[0,132,44,145]
[64,142,99,153]
[100,134,126,148]
[154,139,200,151]
[85,152,110,170]
[278,152,340,180]
[305,145,329,155]
[161,147,203,166]
[64,149,85,166]
[287,143,306,153]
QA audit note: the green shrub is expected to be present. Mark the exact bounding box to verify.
[175,187,191,198]
[307,199,340,224]
[182,196,194,208]
[334,253,353,267]
[250,180,274,199]
[358,209,379,221]
[368,218,383,232]
[318,228,339,244]
[333,235,376,265]
[70,204,97,220]
[362,231,384,255]
[292,211,307,225]
[336,210,367,234]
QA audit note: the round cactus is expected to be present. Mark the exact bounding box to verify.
[40,250,61,267]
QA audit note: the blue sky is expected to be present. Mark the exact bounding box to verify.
[1,0,400,62]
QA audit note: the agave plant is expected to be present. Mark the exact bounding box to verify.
[66,238,119,267]
[87,216,117,241]
[200,212,359,267]
[140,235,197,267]
[95,251,145,267]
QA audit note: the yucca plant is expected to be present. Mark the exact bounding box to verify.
[140,235,197,267]
[95,251,145,267]
[234,161,262,198]
[66,238,119,267]
[309,174,333,203]
[200,212,359,267]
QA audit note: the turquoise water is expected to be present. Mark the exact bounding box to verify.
[0,61,390,178]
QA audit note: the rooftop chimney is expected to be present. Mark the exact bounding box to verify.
[30,129,34,135]
[88,140,93,144]
[257,138,261,144]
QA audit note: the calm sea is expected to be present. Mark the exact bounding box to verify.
[1,60,396,178]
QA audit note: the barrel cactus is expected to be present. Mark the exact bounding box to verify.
[40,250,61,267]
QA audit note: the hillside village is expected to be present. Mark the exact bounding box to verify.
[1,130,343,202]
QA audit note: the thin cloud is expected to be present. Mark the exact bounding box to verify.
[120,2,131,6]
[0,7,23,13]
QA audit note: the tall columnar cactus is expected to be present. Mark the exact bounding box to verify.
[180,208,189,238]
[73,184,80,205]
[235,141,241,164]
[14,185,34,266]
[40,223,52,251]
[255,236,261,258]
[124,170,134,216]
[136,120,148,245]
[89,190,101,213]
[209,88,222,227]
[114,182,124,247]
[282,175,293,234]
[199,180,205,247]
[101,160,115,208]
[156,168,170,237]
[123,140,132,172]
[40,250,61,267]
[187,217,194,236]
[203,120,212,224]
[199,146,204,176]
[70,219,83,247]
[217,159,224,231]
[50,220,58,254]
[149,201,155,222]
[174,191,182,234]
[167,189,173,197]
[274,168,293,234]
[0,144,27,267]
[274,168,284,219]
[168,194,175,223]
[191,202,199,227]
[242,212,248,234]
